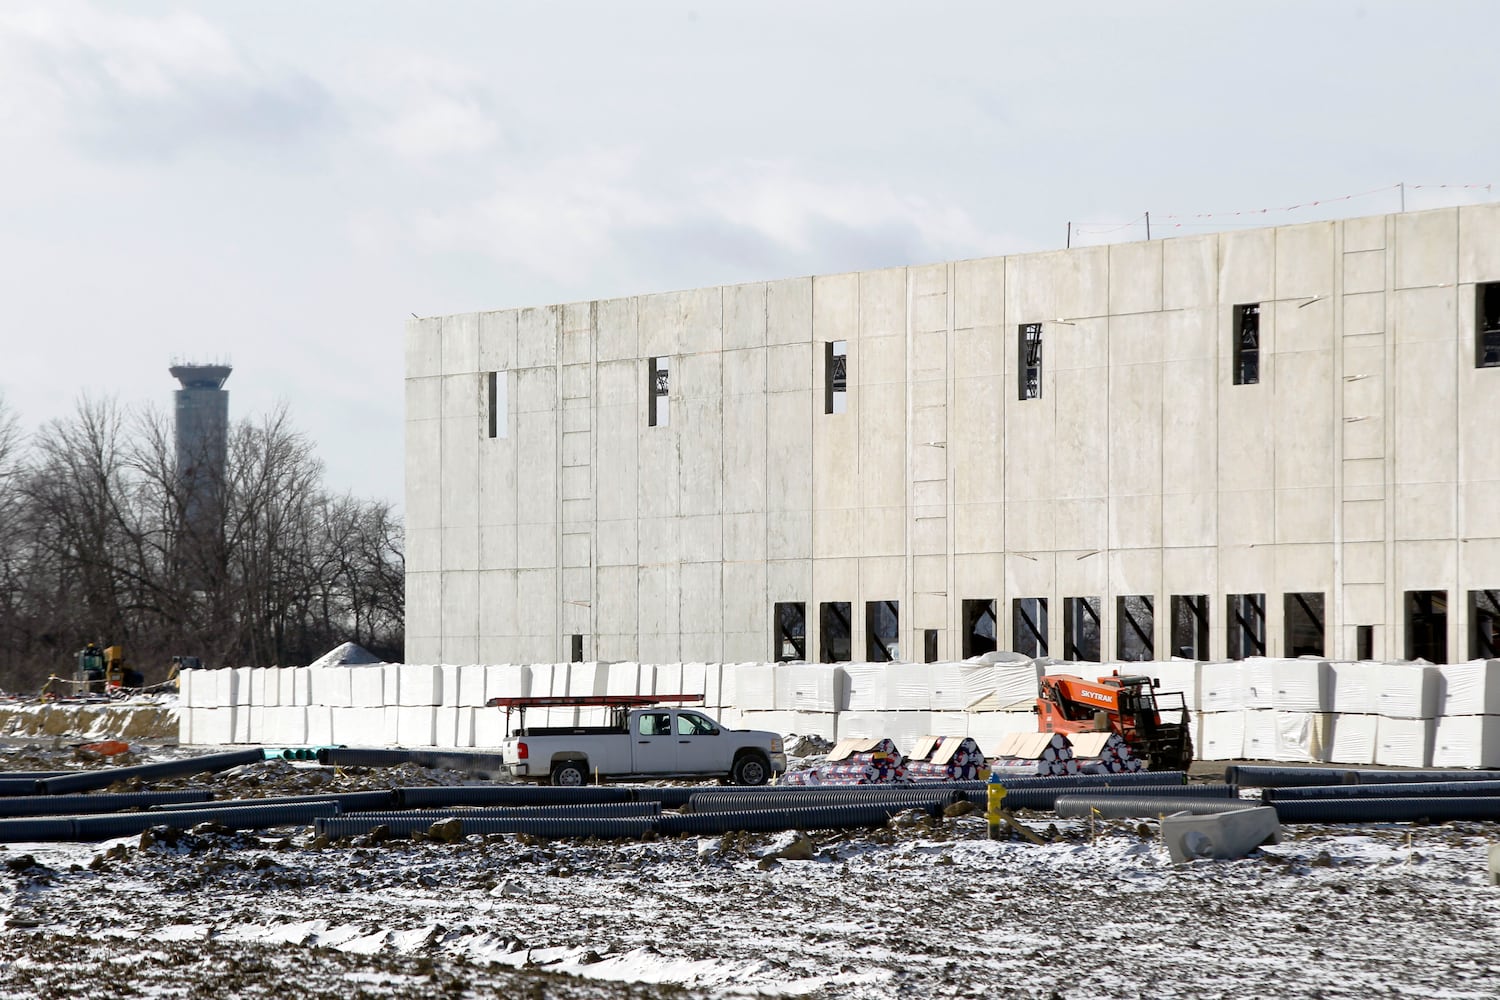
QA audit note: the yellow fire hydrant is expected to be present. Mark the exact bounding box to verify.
[986,775,1007,841]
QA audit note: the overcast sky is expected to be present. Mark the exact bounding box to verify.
[2,0,1496,506]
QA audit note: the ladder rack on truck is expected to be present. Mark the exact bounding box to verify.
[485,693,705,731]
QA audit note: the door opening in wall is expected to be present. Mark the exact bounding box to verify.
[820,602,852,663]
[1284,592,1326,657]
[1233,303,1260,385]
[866,600,899,662]
[825,341,847,414]
[1064,596,1101,662]
[570,634,584,663]
[486,371,507,439]
[1171,595,1210,659]
[1012,598,1048,657]
[773,602,806,662]
[648,357,670,427]
[1018,323,1043,400]
[962,599,998,658]
[1477,282,1500,368]
[923,629,938,663]
[1116,596,1154,661]
[1226,593,1266,660]
[1405,590,1448,663]
[1471,590,1500,659]
[1356,625,1375,660]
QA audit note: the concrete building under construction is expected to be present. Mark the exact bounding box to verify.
[404,205,1500,667]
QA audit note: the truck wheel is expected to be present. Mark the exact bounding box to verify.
[550,761,587,786]
[731,752,770,787]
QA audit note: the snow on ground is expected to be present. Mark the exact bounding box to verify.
[0,749,1497,998]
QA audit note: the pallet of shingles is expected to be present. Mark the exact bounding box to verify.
[903,735,984,781]
[1068,731,1145,774]
[781,737,907,785]
[989,732,1080,777]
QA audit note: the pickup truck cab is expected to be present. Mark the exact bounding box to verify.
[496,698,786,786]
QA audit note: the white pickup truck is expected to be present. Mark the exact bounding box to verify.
[494,696,787,786]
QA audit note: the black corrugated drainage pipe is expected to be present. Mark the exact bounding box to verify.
[1263,780,1500,802]
[1054,796,1261,819]
[972,783,1240,812]
[1270,796,1500,823]
[316,814,656,840]
[686,788,960,814]
[317,748,507,774]
[945,771,1189,793]
[0,800,341,842]
[658,801,938,836]
[1339,768,1500,785]
[0,779,42,797]
[632,786,734,809]
[325,803,661,831]
[37,749,265,796]
[149,791,396,813]
[0,790,214,817]
[395,786,636,809]
[1222,766,1355,788]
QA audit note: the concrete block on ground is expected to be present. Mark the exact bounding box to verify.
[382,663,403,705]
[474,705,510,747]
[396,706,438,746]
[400,665,443,706]
[456,664,488,707]
[306,707,334,745]
[263,707,308,746]
[441,664,460,707]
[331,708,388,746]
[606,661,641,696]
[177,700,192,744]
[1162,806,1281,863]
[191,708,234,745]
[250,669,271,708]
[637,663,657,697]
[213,669,239,709]
[567,662,607,697]
[453,708,476,748]
[231,704,253,743]
[653,663,682,698]
[435,707,460,747]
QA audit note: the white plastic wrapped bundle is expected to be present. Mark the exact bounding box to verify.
[966,712,1041,757]
[888,665,932,710]
[845,664,891,711]
[1148,661,1202,713]
[1271,659,1332,712]
[790,712,838,741]
[1327,714,1378,765]
[1198,664,1245,713]
[785,665,842,712]
[735,709,797,735]
[1272,712,1332,764]
[1431,715,1500,768]
[927,664,967,711]
[731,664,779,711]
[1197,711,1245,760]
[1375,717,1434,767]
[1374,664,1438,719]
[1242,709,1278,759]
[1329,661,1379,714]
[1241,659,1275,710]
[1437,661,1500,716]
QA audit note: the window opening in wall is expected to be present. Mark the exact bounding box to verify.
[1471,590,1500,659]
[486,371,507,439]
[1171,595,1210,659]
[825,340,847,414]
[773,602,806,662]
[1064,597,1102,662]
[648,357,670,426]
[866,600,899,662]
[1284,593,1326,657]
[1018,323,1043,400]
[1117,596,1154,661]
[1226,593,1266,660]
[1012,597,1048,657]
[820,602,852,663]
[1356,625,1375,661]
[962,599,998,658]
[1405,590,1448,663]
[570,634,584,663]
[1233,303,1260,385]
[923,629,939,663]
[1478,282,1500,368]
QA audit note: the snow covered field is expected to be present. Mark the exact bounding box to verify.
[0,752,1497,998]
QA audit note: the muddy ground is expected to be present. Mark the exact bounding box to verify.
[0,746,1495,999]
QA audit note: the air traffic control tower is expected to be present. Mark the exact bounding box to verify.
[169,362,232,498]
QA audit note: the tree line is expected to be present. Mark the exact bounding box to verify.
[0,394,404,692]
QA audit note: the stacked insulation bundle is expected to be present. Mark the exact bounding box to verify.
[989,732,1080,777]
[780,737,907,785]
[903,736,985,781]
[1067,732,1145,774]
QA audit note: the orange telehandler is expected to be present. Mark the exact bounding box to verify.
[1036,672,1194,772]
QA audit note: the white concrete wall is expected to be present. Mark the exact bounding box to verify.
[407,206,1500,665]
